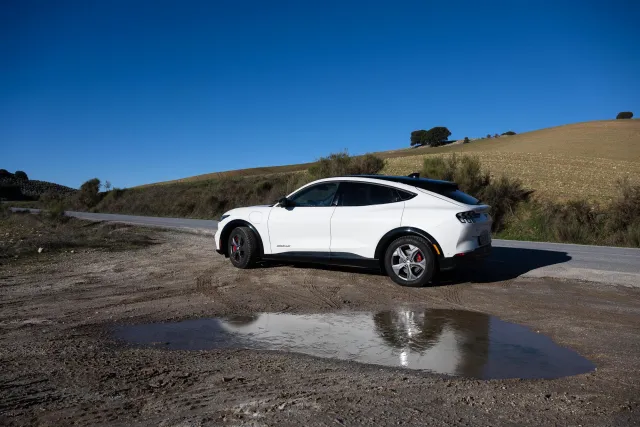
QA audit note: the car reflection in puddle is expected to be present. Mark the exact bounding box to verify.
[113,309,595,380]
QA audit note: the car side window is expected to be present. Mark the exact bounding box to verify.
[289,182,339,207]
[338,182,400,207]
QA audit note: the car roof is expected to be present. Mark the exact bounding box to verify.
[341,174,459,192]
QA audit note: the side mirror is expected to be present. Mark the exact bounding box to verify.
[278,197,292,208]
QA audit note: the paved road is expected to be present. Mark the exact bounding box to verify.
[11,208,640,287]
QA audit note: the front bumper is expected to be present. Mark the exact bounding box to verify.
[439,244,491,271]
[214,229,224,255]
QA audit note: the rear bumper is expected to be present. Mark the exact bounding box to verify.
[439,244,491,271]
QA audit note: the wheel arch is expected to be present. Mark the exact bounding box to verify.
[219,220,265,257]
[374,227,444,268]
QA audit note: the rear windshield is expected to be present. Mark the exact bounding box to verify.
[433,189,480,205]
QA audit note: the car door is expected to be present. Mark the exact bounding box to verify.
[267,182,339,255]
[330,181,404,258]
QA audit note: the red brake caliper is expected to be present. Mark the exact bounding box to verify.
[416,253,423,262]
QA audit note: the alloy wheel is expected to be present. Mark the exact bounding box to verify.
[230,234,245,262]
[390,244,427,281]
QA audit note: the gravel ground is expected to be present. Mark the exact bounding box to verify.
[0,230,639,426]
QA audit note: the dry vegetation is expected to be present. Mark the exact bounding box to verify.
[385,153,640,203]
[140,120,640,204]
[0,209,157,260]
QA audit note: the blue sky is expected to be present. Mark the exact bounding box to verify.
[1,0,638,188]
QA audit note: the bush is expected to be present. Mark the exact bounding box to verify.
[77,178,101,209]
[0,169,11,178]
[486,134,491,139]
[14,171,28,181]
[501,131,516,136]
[606,179,640,245]
[616,111,633,119]
[463,137,470,144]
[422,155,531,232]
[499,179,640,247]
[40,190,69,222]
[308,151,385,179]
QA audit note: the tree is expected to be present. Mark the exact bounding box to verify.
[104,180,112,191]
[410,130,429,147]
[494,133,500,138]
[78,178,101,208]
[463,137,470,144]
[410,127,451,147]
[0,169,11,178]
[616,111,633,119]
[486,134,492,139]
[501,131,517,136]
[14,171,28,181]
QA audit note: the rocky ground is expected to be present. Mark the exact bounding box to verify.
[0,228,639,426]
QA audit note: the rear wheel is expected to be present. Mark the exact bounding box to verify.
[227,227,258,269]
[384,236,435,287]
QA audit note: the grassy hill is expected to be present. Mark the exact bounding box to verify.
[0,173,76,202]
[141,119,640,203]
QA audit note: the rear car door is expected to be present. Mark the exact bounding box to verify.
[267,182,339,255]
[330,181,404,258]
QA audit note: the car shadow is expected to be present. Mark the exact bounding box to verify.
[258,246,572,285]
[434,247,572,285]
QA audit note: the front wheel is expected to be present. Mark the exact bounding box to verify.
[227,227,258,269]
[384,236,435,287]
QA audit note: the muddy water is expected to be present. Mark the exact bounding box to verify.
[114,309,595,379]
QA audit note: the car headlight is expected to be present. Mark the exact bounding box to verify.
[220,214,230,221]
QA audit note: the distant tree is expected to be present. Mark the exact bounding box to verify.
[501,131,517,136]
[494,133,500,138]
[0,169,11,178]
[463,137,470,144]
[14,171,28,181]
[486,134,492,139]
[616,111,633,119]
[410,127,451,147]
[410,130,429,147]
[78,178,101,208]
[104,180,112,191]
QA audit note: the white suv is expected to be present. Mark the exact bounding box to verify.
[215,174,492,287]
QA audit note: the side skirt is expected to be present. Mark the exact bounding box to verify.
[261,252,380,270]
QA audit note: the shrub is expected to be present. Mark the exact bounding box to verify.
[77,178,101,209]
[351,154,386,175]
[14,171,28,181]
[616,111,633,119]
[0,169,11,178]
[606,179,640,245]
[40,190,68,222]
[308,151,385,179]
[463,137,470,144]
[494,133,499,138]
[501,131,516,136]
[486,134,491,139]
[422,155,531,231]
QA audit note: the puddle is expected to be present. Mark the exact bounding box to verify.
[113,309,595,379]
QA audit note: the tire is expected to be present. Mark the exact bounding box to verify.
[227,227,259,269]
[383,235,435,287]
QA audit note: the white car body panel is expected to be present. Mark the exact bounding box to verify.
[214,175,493,267]
[330,201,404,258]
[267,206,336,254]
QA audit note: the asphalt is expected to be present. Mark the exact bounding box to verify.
[10,208,640,287]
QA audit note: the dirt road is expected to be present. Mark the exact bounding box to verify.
[1,230,639,426]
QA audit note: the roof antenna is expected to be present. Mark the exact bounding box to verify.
[408,172,420,178]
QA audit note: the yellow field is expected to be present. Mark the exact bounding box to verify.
[140,119,640,202]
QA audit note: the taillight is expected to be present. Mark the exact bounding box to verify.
[456,211,481,223]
